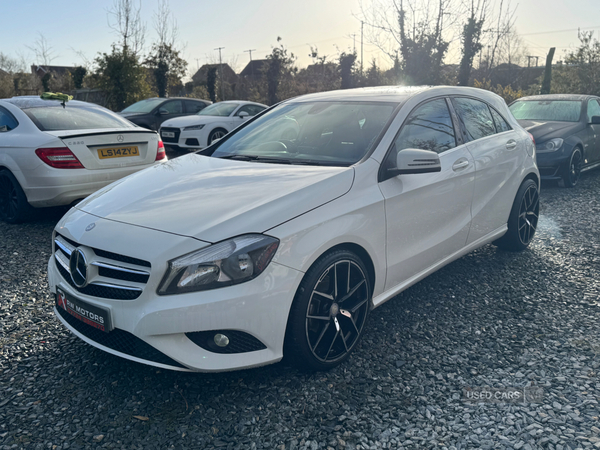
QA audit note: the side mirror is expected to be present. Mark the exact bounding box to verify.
[238,111,250,119]
[591,116,600,124]
[158,108,169,115]
[389,148,442,176]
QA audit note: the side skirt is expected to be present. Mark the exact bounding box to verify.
[372,225,508,309]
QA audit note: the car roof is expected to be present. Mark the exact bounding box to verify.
[215,100,267,107]
[285,85,502,104]
[3,96,104,110]
[515,94,597,102]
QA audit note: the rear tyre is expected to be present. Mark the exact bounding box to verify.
[285,250,371,371]
[0,170,33,224]
[494,178,539,252]
[560,147,583,188]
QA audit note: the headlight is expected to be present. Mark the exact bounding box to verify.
[536,138,563,153]
[184,124,205,131]
[157,234,279,295]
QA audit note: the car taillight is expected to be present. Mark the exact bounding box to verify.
[155,139,166,161]
[528,133,535,146]
[35,148,84,169]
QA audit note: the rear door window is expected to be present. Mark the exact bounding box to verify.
[452,97,496,141]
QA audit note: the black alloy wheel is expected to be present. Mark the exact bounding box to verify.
[285,250,371,371]
[0,170,32,224]
[562,147,583,188]
[494,178,539,251]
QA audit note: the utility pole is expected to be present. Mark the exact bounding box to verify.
[244,49,257,78]
[215,47,225,101]
[361,20,364,74]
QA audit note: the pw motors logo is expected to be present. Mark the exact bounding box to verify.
[57,291,67,310]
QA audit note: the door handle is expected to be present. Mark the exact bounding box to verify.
[452,159,469,171]
[506,140,518,150]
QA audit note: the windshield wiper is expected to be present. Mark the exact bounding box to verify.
[218,154,345,167]
[217,154,256,161]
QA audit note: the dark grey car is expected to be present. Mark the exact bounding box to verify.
[119,97,212,131]
[509,94,600,187]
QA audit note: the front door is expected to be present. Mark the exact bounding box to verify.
[585,98,600,165]
[379,98,475,291]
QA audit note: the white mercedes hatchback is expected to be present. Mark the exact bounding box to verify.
[0,97,167,223]
[48,86,539,372]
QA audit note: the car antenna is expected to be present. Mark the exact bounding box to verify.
[40,92,73,109]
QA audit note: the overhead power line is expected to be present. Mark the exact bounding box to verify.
[520,25,600,37]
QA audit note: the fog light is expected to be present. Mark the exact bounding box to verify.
[214,333,229,347]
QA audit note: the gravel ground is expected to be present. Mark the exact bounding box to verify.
[1,169,600,450]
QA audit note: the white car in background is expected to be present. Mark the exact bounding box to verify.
[160,100,267,150]
[0,97,167,223]
[48,86,539,373]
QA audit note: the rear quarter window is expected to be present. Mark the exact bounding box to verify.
[0,106,18,132]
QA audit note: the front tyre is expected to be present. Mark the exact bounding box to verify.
[208,128,227,145]
[560,147,583,188]
[0,170,33,224]
[285,250,371,371]
[494,178,539,252]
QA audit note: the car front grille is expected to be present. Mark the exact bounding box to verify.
[160,127,180,143]
[56,305,186,369]
[54,234,150,301]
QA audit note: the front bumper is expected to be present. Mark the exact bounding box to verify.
[48,213,304,372]
[536,148,571,180]
[160,127,207,150]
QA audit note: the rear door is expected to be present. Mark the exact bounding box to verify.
[450,97,525,244]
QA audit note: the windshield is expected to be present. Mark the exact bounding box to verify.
[211,101,397,166]
[509,100,582,122]
[198,103,239,117]
[23,106,135,131]
[121,98,164,113]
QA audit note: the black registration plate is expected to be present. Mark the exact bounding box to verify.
[56,288,112,333]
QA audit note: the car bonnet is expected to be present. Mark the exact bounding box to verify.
[74,154,355,243]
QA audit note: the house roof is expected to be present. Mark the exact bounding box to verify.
[192,64,238,84]
[239,59,268,78]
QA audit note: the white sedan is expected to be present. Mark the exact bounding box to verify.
[159,100,267,150]
[48,86,539,372]
[0,97,167,223]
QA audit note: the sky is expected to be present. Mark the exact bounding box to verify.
[1,0,600,77]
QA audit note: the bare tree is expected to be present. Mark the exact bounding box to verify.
[154,0,177,47]
[26,33,58,66]
[146,0,188,97]
[107,0,146,56]
[0,53,21,73]
[358,0,457,84]
[483,0,516,74]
